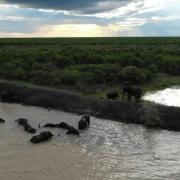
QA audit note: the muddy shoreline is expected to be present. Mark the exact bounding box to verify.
[0,80,180,131]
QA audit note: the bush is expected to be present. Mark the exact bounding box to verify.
[60,70,83,86]
[29,71,53,85]
[53,55,72,68]
[69,64,121,84]
[12,68,27,80]
[121,66,146,84]
[148,64,158,74]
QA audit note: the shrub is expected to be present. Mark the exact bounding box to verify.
[148,64,158,74]
[121,66,146,84]
[29,71,53,85]
[60,70,83,86]
[53,55,72,68]
[12,68,27,80]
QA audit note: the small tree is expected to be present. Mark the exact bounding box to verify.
[121,66,146,84]
[60,70,82,86]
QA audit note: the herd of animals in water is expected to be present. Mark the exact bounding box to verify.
[0,114,90,144]
[0,85,143,144]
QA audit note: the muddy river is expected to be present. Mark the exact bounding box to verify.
[0,102,180,180]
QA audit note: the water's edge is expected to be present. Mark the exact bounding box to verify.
[0,80,180,131]
[143,86,180,107]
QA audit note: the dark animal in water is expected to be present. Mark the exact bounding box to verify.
[15,118,28,126]
[15,118,36,134]
[81,115,90,125]
[30,131,53,144]
[58,122,70,129]
[43,122,70,129]
[24,124,36,134]
[78,119,88,130]
[1,91,17,103]
[78,115,91,130]
[66,126,79,136]
[43,123,58,128]
[122,86,143,102]
[106,92,119,100]
[0,118,5,123]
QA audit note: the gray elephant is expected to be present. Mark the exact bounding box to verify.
[66,126,79,136]
[0,118,5,123]
[58,122,70,129]
[122,86,143,102]
[30,131,53,144]
[15,118,28,126]
[106,92,119,100]
[24,124,36,134]
[78,115,90,130]
[43,123,58,128]
[15,118,36,134]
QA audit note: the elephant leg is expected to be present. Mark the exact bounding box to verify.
[116,95,119,100]
[122,91,128,101]
[128,94,131,101]
[122,92,124,100]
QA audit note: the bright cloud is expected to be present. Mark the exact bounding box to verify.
[0,0,180,37]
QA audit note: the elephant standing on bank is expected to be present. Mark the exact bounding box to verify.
[106,92,119,100]
[122,86,143,102]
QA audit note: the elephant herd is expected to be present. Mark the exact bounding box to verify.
[106,85,143,103]
[0,86,143,104]
[0,86,142,144]
[0,115,91,144]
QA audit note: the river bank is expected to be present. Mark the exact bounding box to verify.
[0,80,180,131]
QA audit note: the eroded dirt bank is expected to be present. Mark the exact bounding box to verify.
[0,80,180,131]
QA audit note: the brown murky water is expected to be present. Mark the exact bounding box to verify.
[0,102,180,180]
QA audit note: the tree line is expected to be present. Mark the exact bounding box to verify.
[0,38,179,94]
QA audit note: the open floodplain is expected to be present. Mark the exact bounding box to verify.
[1,102,180,180]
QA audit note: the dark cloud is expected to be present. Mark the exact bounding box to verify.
[2,0,133,14]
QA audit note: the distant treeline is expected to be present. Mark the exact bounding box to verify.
[0,37,180,94]
[1,37,180,46]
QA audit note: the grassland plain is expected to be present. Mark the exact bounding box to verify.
[0,37,180,98]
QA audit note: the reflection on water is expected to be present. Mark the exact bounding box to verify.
[143,86,180,107]
[0,103,180,180]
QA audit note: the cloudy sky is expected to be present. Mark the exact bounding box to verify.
[0,0,180,37]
